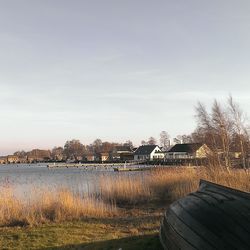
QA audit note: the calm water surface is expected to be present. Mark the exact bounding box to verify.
[0,163,146,198]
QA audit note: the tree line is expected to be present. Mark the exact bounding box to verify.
[12,133,188,162]
[11,96,250,168]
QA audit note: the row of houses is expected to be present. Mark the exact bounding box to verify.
[68,143,210,162]
[0,155,50,164]
[134,143,210,161]
[0,149,52,164]
[0,143,211,164]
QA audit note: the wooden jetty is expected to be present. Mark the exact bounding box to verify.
[160,179,250,250]
[113,166,153,172]
[47,161,148,169]
[47,163,133,169]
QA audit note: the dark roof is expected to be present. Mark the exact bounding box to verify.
[134,145,159,155]
[115,146,132,152]
[132,147,138,152]
[168,143,203,153]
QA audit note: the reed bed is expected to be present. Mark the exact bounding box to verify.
[0,186,116,227]
[148,167,200,201]
[99,167,250,204]
[99,174,151,205]
[148,167,250,201]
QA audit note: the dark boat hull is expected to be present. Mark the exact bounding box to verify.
[160,179,250,250]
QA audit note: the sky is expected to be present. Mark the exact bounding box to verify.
[1,0,250,155]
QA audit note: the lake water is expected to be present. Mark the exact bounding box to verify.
[0,163,146,199]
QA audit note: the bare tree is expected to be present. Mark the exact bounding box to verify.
[93,139,103,153]
[63,139,85,161]
[14,150,27,158]
[123,140,133,148]
[51,147,64,161]
[181,134,193,143]
[212,100,232,169]
[160,131,170,150]
[173,134,192,145]
[195,97,250,169]
[173,137,181,145]
[101,141,116,153]
[228,96,249,169]
[148,137,157,145]
[195,102,222,167]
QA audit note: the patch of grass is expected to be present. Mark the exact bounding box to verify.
[0,214,163,250]
[55,234,162,250]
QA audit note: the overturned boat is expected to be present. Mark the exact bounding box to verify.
[160,179,250,250]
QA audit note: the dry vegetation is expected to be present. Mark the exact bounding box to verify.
[99,175,151,205]
[0,187,116,227]
[0,166,249,228]
[148,167,250,201]
[99,167,250,204]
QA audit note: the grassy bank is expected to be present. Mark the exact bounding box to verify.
[0,210,163,250]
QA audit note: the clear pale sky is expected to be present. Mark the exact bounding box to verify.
[1,1,250,155]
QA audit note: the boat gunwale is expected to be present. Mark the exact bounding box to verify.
[199,179,250,199]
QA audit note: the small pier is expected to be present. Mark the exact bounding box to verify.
[47,162,141,169]
[113,166,153,172]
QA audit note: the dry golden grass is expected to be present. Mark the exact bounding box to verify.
[0,186,117,227]
[148,167,250,201]
[148,167,200,201]
[99,175,151,204]
[100,167,250,204]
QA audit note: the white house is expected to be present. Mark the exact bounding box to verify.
[134,145,165,161]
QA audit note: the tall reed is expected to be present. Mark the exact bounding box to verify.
[0,186,116,227]
[99,167,250,204]
[148,167,250,201]
[99,174,151,205]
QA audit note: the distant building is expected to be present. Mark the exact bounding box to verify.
[75,156,84,162]
[165,143,210,159]
[27,156,35,163]
[27,149,52,162]
[134,145,164,161]
[111,146,133,161]
[7,155,19,163]
[85,153,96,162]
[0,156,7,164]
[18,157,28,163]
[53,154,64,161]
[100,152,109,162]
